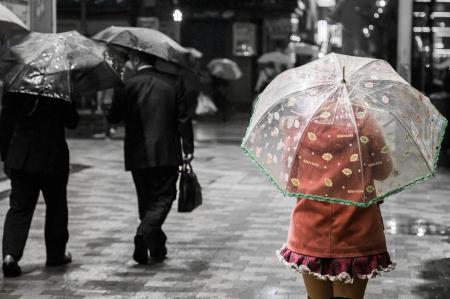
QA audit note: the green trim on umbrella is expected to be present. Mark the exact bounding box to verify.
[240,116,448,208]
[433,117,448,171]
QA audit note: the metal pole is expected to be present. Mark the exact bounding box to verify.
[427,0,436,92]
[81,0,87,35]
[397,0,413,82]
[52,0,57,33]
[128,0,139,27]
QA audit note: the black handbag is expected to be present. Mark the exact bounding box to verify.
[178,161,202,212]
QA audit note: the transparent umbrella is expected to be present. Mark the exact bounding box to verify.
[0,31,123,102]
[241,53,448,207]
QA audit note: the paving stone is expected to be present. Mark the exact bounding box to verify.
[0,120,448,298]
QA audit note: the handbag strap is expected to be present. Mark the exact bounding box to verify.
[181,161,193,173]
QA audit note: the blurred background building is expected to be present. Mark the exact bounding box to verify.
[0,0,56,33]
[2,1,449,105]
[3,0,447,111]
[2,0,450,161]
[51,0,400,111]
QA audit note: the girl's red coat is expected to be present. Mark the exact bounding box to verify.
[286,112,393,257]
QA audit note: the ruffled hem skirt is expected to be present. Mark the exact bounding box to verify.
[276,244,396,284]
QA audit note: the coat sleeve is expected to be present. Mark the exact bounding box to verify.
[364,114,393,181]
[176,77,194,155]
[63,102,80,129]
[0,92,17,161]
[107,86,126,124]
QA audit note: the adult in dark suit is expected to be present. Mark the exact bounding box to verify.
[108,51,194,264]
[0,92,79,277]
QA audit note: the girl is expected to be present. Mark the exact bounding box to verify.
[278,102,395,299]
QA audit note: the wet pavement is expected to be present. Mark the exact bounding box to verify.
[0,117,449,298]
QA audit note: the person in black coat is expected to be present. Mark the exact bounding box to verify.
[0,92,79,277]
[108,51,194,264]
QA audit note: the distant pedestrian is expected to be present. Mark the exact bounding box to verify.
[0,92,79,277]
[97,88,116,138]
[206,58,242,121]
[107,50,194,264]
[254,39,293,106]
[254,61,278,95]
[209,74,229,121]
[181,69,201,120]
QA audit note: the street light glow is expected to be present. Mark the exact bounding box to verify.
[362,27,370,38]
[173,9,182,22]
[374,13,380,18]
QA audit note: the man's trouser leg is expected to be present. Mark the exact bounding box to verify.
[2,170,40,261]
[41,171,69,261]
[131,167,178,256]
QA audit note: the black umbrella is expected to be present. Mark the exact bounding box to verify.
[0,3,29,39]
[92,26,190,68]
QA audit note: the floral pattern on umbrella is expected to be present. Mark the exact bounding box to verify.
[241,53,448,207]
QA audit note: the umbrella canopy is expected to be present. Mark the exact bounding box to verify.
[241,53,448,208]
[207,58,242,81]
[0,3,29,39]
[0,31,123,102]
[92,26,190,68]
[257,51,293,71]
[185,47,203,59]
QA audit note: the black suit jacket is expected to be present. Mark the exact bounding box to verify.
[0,92,79,174]
[108,67,194,170]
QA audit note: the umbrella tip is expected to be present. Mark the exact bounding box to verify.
[341,66,346,84]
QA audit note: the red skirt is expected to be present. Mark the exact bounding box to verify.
[277,245,395,284]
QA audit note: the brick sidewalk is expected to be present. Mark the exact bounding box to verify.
[0,139,449,298]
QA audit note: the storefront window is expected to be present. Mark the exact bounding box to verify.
[327,0,399,66]
[59,0,128,6]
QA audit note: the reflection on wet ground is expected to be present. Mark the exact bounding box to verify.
[384,217,450,240]
[384,215,450,298]
[0,137,448,298]
[412,258,450,299]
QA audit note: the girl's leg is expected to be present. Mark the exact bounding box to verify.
[332,277,368,299]
[302,273,333,299]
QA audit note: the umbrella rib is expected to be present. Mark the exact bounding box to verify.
[286,84,341,194]
[342,86,367,203]
[300,67,336,80]
[249,82,337,136]
[353,79,415,94]
[347,82,398,113]
[351,103,389,114]
[351,82,397,96]
[349,65,409,88]
[349,84,434,173]
[347,59,382,81]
